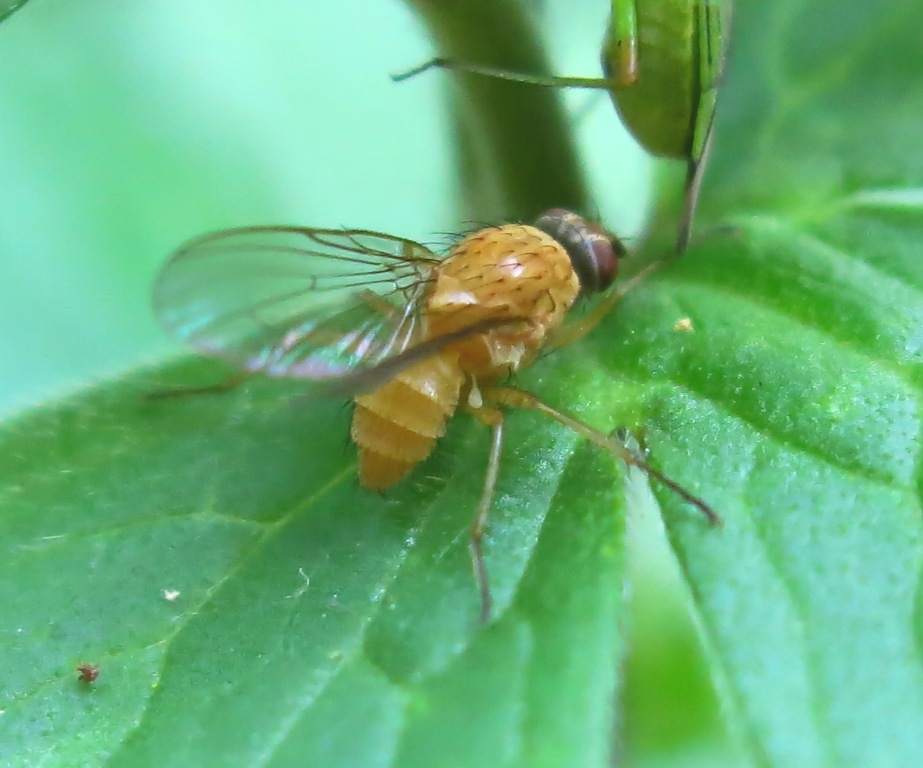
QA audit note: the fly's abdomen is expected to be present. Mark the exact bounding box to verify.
[351,352,463,490]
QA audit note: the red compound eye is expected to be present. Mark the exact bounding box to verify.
[534,209,623,295]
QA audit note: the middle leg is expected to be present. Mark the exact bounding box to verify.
[465,405,506,623]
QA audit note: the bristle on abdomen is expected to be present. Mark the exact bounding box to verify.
[351,353,462,491]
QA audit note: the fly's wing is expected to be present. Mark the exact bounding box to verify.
[154,225,447,397]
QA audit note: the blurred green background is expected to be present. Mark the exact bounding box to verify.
[0,1,736,764]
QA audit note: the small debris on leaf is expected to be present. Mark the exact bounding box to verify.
[76,663,99,684]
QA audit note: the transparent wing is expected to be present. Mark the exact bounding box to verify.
[153,225,444,396]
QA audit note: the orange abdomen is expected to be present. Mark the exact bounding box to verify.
[351,351,463,490]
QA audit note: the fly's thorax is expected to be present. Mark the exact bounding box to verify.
[424,224,580,376]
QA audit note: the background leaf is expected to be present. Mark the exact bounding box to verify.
[629,1,923,765]
[2,0,922,767]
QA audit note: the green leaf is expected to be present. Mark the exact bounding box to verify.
[624,1,923,765]
[0,353,625,767]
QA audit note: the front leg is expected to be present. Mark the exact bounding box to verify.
[482,384,721,525]
[546,260,663,351]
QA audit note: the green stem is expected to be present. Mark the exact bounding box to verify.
[0,0,30,24]
[403,0,592,222]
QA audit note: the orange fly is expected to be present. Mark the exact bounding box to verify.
[153,209,719,621]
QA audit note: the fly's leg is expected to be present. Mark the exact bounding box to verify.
[482,385,721,526]
[143,371,254,402]
[546,260,664,351]
[465,405,506,623]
